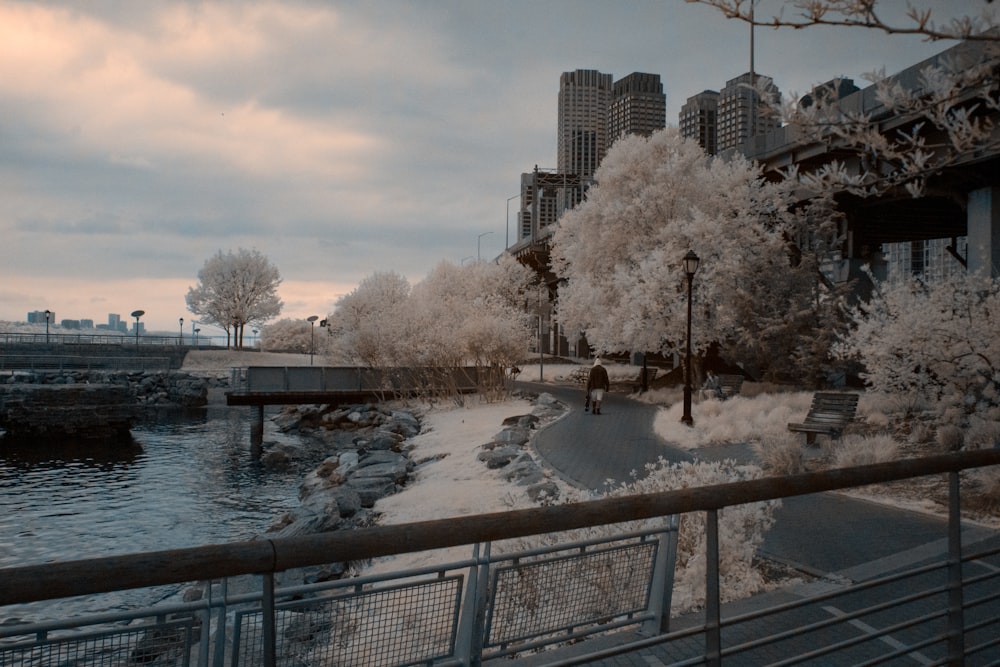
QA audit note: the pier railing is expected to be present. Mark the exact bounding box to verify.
[2,449,1000,666]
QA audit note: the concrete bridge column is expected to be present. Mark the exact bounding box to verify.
[968,186,1000,277]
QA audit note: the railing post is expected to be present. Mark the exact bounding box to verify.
[947,471,966,663]
[211,579,228,667]
[455,542,491,666]
[705,509,722,666]
[643,514,680,635]
[261,573,277,667]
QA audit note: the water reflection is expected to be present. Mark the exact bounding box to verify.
[0,406,317,623]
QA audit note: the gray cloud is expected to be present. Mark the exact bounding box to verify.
[1,0,991,329]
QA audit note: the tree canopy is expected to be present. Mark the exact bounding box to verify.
[186,248,283,349]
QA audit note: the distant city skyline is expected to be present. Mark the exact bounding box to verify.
[2,1,989,331]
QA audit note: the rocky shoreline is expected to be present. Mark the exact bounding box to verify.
[253,390,568,585]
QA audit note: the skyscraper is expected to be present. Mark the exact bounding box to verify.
[679,90,720,155]
[557,69,613,181]
[716,72,780,153]
[609,72,666,141]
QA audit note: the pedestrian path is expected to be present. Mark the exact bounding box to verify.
[511,380,1000,665]
[519,381,690,491]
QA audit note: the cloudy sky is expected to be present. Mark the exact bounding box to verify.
[1,1,992,333]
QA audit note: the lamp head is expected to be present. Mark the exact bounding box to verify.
[682,250,700,277]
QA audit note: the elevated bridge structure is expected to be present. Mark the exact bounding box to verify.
[746,37,1000,283]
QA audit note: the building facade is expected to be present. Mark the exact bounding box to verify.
[679,90,720,155]
[557,69,613,182]
[716,72,780,153]
[609,72,666,141]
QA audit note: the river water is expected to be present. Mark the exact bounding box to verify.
[0,405,323,624]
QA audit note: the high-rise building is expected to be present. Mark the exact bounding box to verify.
[513,69,664,246]
[716,72,780,153]
[557,69,613,181]
[108,313,121,330]
[609,72,666,141]
[679,90,720,155]
[27,310,53,324]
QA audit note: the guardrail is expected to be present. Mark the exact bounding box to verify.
[243,366,485,393]
[0,355,173,372]
[0,332,229,347]
[2,449,999,666]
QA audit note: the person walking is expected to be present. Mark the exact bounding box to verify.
[586,357,610,415]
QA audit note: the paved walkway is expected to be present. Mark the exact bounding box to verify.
[510,381,1000,666]
[520,380,690,491]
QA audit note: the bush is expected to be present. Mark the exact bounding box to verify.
[831,434,899,468]
[752,434,804,475]
[517,459,779,616]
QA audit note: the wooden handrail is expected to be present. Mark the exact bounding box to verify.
[3,448,999,606]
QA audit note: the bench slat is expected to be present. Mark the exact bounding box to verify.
[788,391,859,444]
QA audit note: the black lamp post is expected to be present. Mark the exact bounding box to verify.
[44,309,51,344]
[131,310,145,348]
[307,315,319,365]
[681,250,700,427]
[179,317,184,345]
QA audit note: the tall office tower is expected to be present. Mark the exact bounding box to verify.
[717,72,780,153]
[679,90,720,155]
[558,69,613,182]
[609,72,666,141]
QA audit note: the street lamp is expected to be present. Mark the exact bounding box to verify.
[179,317,184,345]
[131,310,145,347]
[307,315,319,365]
[194,328,201,345]
[477,231,493,263]
[681,251,700,426]
[44,309,51,344]
[505,194,520,249]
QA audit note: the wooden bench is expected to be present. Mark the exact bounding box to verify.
[787,392,860,444]
[718,374,744,399]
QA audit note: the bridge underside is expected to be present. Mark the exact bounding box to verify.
[838,155,1000,253]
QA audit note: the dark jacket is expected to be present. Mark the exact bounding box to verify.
[586,364,610,392]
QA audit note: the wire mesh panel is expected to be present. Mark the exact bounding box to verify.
[485,540,658,648]
[0,618,197,667]
[232,575,463,667]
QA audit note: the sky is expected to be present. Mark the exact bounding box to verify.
[2,1,994,333]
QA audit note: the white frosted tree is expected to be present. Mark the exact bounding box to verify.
[399,257,535,397]
[551,128,831,380]
[326,258,534,398]
[835,271,1000,424]
[185,248,283,349]
[325,271,411,367]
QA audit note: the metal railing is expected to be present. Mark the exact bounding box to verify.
[0,332,229,347]
[2,449,1000,666]
[0,355,173,372]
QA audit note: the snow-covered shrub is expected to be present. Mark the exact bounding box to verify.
[260,318,322,354]
[752,434,805,475]
[965,419,1000,451]
[513,459,779,616]
[936,425,964,452]
[836,272,1000,426]
[831,434,899,468]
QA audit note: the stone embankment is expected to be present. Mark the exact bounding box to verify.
[257,390,567,584]
[0,370,229,439]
